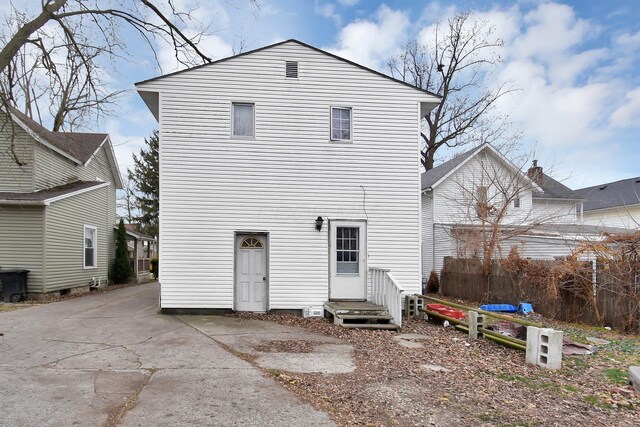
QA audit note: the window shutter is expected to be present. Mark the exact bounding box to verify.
[285,61,298,78]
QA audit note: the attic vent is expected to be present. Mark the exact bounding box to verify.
[285,61,298,78]
[599,185,607,190]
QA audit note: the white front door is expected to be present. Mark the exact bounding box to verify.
[329,220,367,300]
[235,234,267,312]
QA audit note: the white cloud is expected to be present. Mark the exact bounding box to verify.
[610,87,640,128]
[315,2,341,27]
[329,5,410,69]
[158,32,234,73]
[338,0,360,6]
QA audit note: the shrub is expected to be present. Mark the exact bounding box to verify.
[150,257,158,279]
[111,219,132,284]
[426,270,440,293]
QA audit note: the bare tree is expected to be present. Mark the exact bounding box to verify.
[438,148,574,277]
[0,0,258,162]
[117,174,139,224]
[388,11,518,170]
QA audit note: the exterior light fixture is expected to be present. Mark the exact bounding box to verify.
[315,216,324,232]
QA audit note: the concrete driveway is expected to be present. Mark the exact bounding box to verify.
[0,283,334,426]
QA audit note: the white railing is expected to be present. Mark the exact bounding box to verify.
[369,267,403,328]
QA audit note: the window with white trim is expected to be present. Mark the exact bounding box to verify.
[232,103,255,137]
[330,107,351,141]
[84,226,97,268]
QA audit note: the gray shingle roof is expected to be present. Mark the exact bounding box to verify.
[421,144,581,201]
[0,181,104,204]
[8,107,107,163]
[574,177,640,211]
[421,145,480,190]
[532,174,582,200]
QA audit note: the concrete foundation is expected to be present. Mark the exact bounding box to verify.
[69,285,90,295]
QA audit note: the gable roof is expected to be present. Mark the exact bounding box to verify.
[4,107,123,189]
[532,174,582,200]
[421,144,480,190]
[0,181,107,205]
[8,107,107,163]
[574,177,640,211]
[135,39,441,99]
[421,144,540,193]
[420,144,580,201]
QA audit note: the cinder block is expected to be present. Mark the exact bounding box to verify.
[526,326,540,366]
[538,328,563,370]
[468,311,484,339]
[526,326,563,370]
[629,366,640,395]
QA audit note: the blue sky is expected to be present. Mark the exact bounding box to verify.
[22,1,640,189]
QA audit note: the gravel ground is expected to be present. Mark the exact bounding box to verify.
[230,311,640,427]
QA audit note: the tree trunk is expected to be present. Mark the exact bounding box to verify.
[0,0,68,74]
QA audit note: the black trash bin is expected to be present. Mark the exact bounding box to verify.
[0,268,29,302]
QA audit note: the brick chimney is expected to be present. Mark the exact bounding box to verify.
[528,160,544,186]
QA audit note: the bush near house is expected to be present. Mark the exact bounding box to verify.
[111,219,132,284]
[150,257,158,279]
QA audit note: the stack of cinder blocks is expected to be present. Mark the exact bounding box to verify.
[405,295,424,318]
[526,327,563,370]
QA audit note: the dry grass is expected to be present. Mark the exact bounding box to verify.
[231,311,640,426]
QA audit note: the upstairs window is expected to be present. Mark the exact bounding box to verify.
[285,61,298,78]
[513,196,521,208]
[232,103,255,137]
[331,107,351,141]
[84,225,97,268]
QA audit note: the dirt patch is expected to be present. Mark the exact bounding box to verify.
[230,311,640,426]
[254,340,323,353]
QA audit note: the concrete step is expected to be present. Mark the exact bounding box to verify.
[339,323,400,331]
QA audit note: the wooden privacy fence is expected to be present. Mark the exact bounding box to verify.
[439,257,639,332]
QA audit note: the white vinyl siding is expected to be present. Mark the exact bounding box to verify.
[231,103,255,137]
[582,205,640,229]
[139,41,438,309]
[530,199,578,224]
[421,192,434,277]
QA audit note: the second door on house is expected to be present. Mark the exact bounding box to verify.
[235,234,267,311]
[329,220,367,300]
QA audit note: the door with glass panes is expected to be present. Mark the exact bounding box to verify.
[329,220,366,300]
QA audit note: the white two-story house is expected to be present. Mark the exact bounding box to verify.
[420,143,619,277]
[135,40,440,315]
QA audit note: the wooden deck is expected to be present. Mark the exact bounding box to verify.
[324,301,399,330]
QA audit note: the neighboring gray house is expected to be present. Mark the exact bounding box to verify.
[0,108,122,296]
[575,177,640,230]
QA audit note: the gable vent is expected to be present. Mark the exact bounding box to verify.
[285,61,298,78]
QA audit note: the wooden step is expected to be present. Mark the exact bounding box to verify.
[339,323,400,331]
[335,314,394,321]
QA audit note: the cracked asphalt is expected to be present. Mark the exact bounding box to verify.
[0,283,334,426]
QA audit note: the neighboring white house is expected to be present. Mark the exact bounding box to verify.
[420,144,614,277]
[135,39,440,311]
[575,177,640,230]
